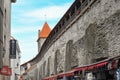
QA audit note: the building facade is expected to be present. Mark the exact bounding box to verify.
[21,0,120,80]
[10,37,21,80]
[0,0,4,69]
[0,0,16,80]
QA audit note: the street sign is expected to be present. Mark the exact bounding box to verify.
[0,66,12,76]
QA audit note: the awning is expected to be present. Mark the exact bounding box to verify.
[57,70,75,78]
[74,61,108,71]
[42,75,56,80]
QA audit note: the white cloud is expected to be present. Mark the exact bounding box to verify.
[11,26,39,34]
[23,3,71,21]
[12,3,72,35]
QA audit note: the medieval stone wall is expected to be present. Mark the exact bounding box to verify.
[37,0,120,78]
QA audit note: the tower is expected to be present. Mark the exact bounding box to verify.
[37,22,51,52]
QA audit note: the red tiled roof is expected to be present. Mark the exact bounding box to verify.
[37,22,51,41]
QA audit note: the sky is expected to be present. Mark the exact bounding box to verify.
[11,0,74,64]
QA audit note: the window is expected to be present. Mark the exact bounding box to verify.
[3,35,6,57]
[59,24,62,29]
[76,1,81,10]
[71,8,75,16]
[10,40,17,59]
[66,14,70,21]
[62,20,65,26]
[4,9,6,27]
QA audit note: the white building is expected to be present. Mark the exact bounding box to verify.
[10,37,21,80]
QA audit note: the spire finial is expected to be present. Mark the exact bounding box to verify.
[44,14,47,22]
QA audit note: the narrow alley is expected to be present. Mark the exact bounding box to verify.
[0,0,120,80]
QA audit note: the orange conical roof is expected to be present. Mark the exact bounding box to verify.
[37,22,51,41]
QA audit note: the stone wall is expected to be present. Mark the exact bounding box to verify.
[38,38,46,52]
[0,0,4,69]
[3,0,12,79]
[0,0,13,80]
[0,0,4,79]
[37,0,120,78]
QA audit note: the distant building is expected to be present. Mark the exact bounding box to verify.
[10,37,21,80]
[0,0,16,80]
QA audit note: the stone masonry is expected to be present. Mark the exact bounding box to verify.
[35,0,120,79]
